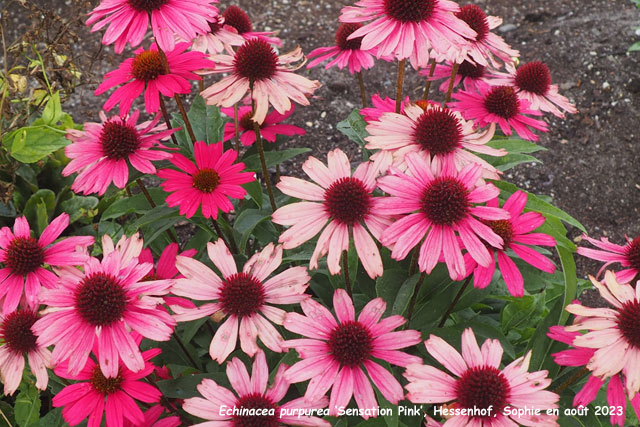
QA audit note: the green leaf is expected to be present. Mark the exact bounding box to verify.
[391,274,420,316]
[375,268,408,314]
[233,208,273,252]
[100,188,167,221]
[37,408,65,427]
[41,91,62,125]
[337,108,369,149]
[188,95,226,144]
[125,205,180,234]
[59,195,99,223]
[629,41,640,52]
[23,189,55,234]
[9,125,68,163]
[486,138,546,154]
[479,152,542,172]
[241,148,311,172]
[156,373,227,399]
[14,383,41,427]
[0,400,15,427]
[243,180,263,208]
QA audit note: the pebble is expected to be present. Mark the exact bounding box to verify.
[602,81,610,90]
[499,23,517,33]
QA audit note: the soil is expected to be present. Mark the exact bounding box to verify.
[5,0,640,278]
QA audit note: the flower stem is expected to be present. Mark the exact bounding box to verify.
[174,94,196,143]
[357,71,367,108]
[135,179,178,244]
[438,275,471,327]
[408,246,419,276]
[406,272,426,327]
[423,60,437,100]
[158,95,178,145]
[444,62,460,104]
[275,139,281,182]
[233,103,240,152]
[172,331,201,370]
[252,121,278,213]
[211,218,239,255]
[198,79,204,93]
[553,367,589,394]
[395,59,406,113]
[342,250,352,297]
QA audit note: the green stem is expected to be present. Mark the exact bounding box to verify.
[438,275,471,327]
[158,95,178,145]
[211,218,239,254]
[553,367,589,394]
[135,179,178,244]
[174,94,196,143]
[406,272,426,327]
[233,103,240,152]
[172,331,200,370]
[342,250,352,297]
[252,121,278,213]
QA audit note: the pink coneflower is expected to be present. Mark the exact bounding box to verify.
[548,325,638,427]
[220,105,305,147]
[86,0,218,53]
[95,42,214,116]
[183,350,330,426]
[221,5,283,46]
[422,60,491,93]
[0,213,93,313]
[33,245,176,377]
[489,61,577,118]
[123,405,181,427]
[561,271,640,399]
[405,328,559,426]
[376,153,509,279]
[191,15,246,54]
[63,110,176,196]
[172,239,310,363]
[365,102,504,179]
[201,39,321,124]
[450,83,548,141]
[577,234,640,283]
[53,344,162,427]
[0,309,50,395]
[272,148,391,279]
[282,289,421,416]
[339,0,476,68]
[463,191,556,297]
[157,141,255,219]
[307,23,376,74]
[360,93,410,123]
[138,243,197,281]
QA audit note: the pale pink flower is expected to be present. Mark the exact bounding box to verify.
[191,15,246,55]
[221,5,283,46]
[339,0,476,68]
[562,271,640,399]
[201,39,321,124]
[183,351,329,426]
[376,153,509,279]
[463,191,556,297]
[272,149,391,279]
[360,93,410,123]
[282,289,421,417]
[0,309,51,395]
[33,241,176,378]
[450,83,549,141]
[577,234,640,283]
[0,214,93,313]
[422,60,492,93]
[365,102,504,179]
[489,61,577,118]
[405,328,559,426]
[63,110,176,196]
[86,0,218,53]
[220,105,305,147]
[171,240,310,363]
[307,23,376,74]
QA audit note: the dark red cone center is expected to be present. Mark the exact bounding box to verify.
[127,0,168,12]
[239,112,261,131]
[192,168,221,193]
[421,177,470,226]
[90,365,123,394]
[1,310,39,354]
[617,300,640,349]
[515,61,552,95]
[413,107,463,156]
[327,320,373,367]
[5,236,44,276]
[209,18,222,35]
[75,272,128,326]
[624,237,640,272]
[458,60,486,80]
[131,50,167,82]
[234,39,279,82]
[323,177,372,226]
[223,6,253,34]
[100,119,141,160]
[456,4,490,41]
[455,366,511,415]
[335,23,363,51]
[485,219,514,248]
[219,272,266,317]
[232,393,280,427]
[384,0,435,23]
[484,86,519,119]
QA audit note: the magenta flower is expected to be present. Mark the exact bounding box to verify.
[191,15,246,55]
[340,0,475,68]
[201,39,321,124]
[53,344,162,427]
[365,102,505,179]
[123,405,181,427]
[0,309,51,395]
[577,234,640,283]
[0,214,93,313]
[376,153,509,279]
[95,42,214,116]
[282,289,421,417]
[360,93,410,123]
[220,105,305,147]
[157,141,255,219]
[221,5,283,46]
[463,191,556,297]
[86,0,218,53]
[450,83,549,141]
[33,243,176,378]
[423,60,491,94]
[183,351,330,426]
[138,243,196,282]
[489,61,577,118]
[272,149,391,279]
[405,328,559,426]
[63,110,176,196]
[172,240,310,363]
[307,23,376,74]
